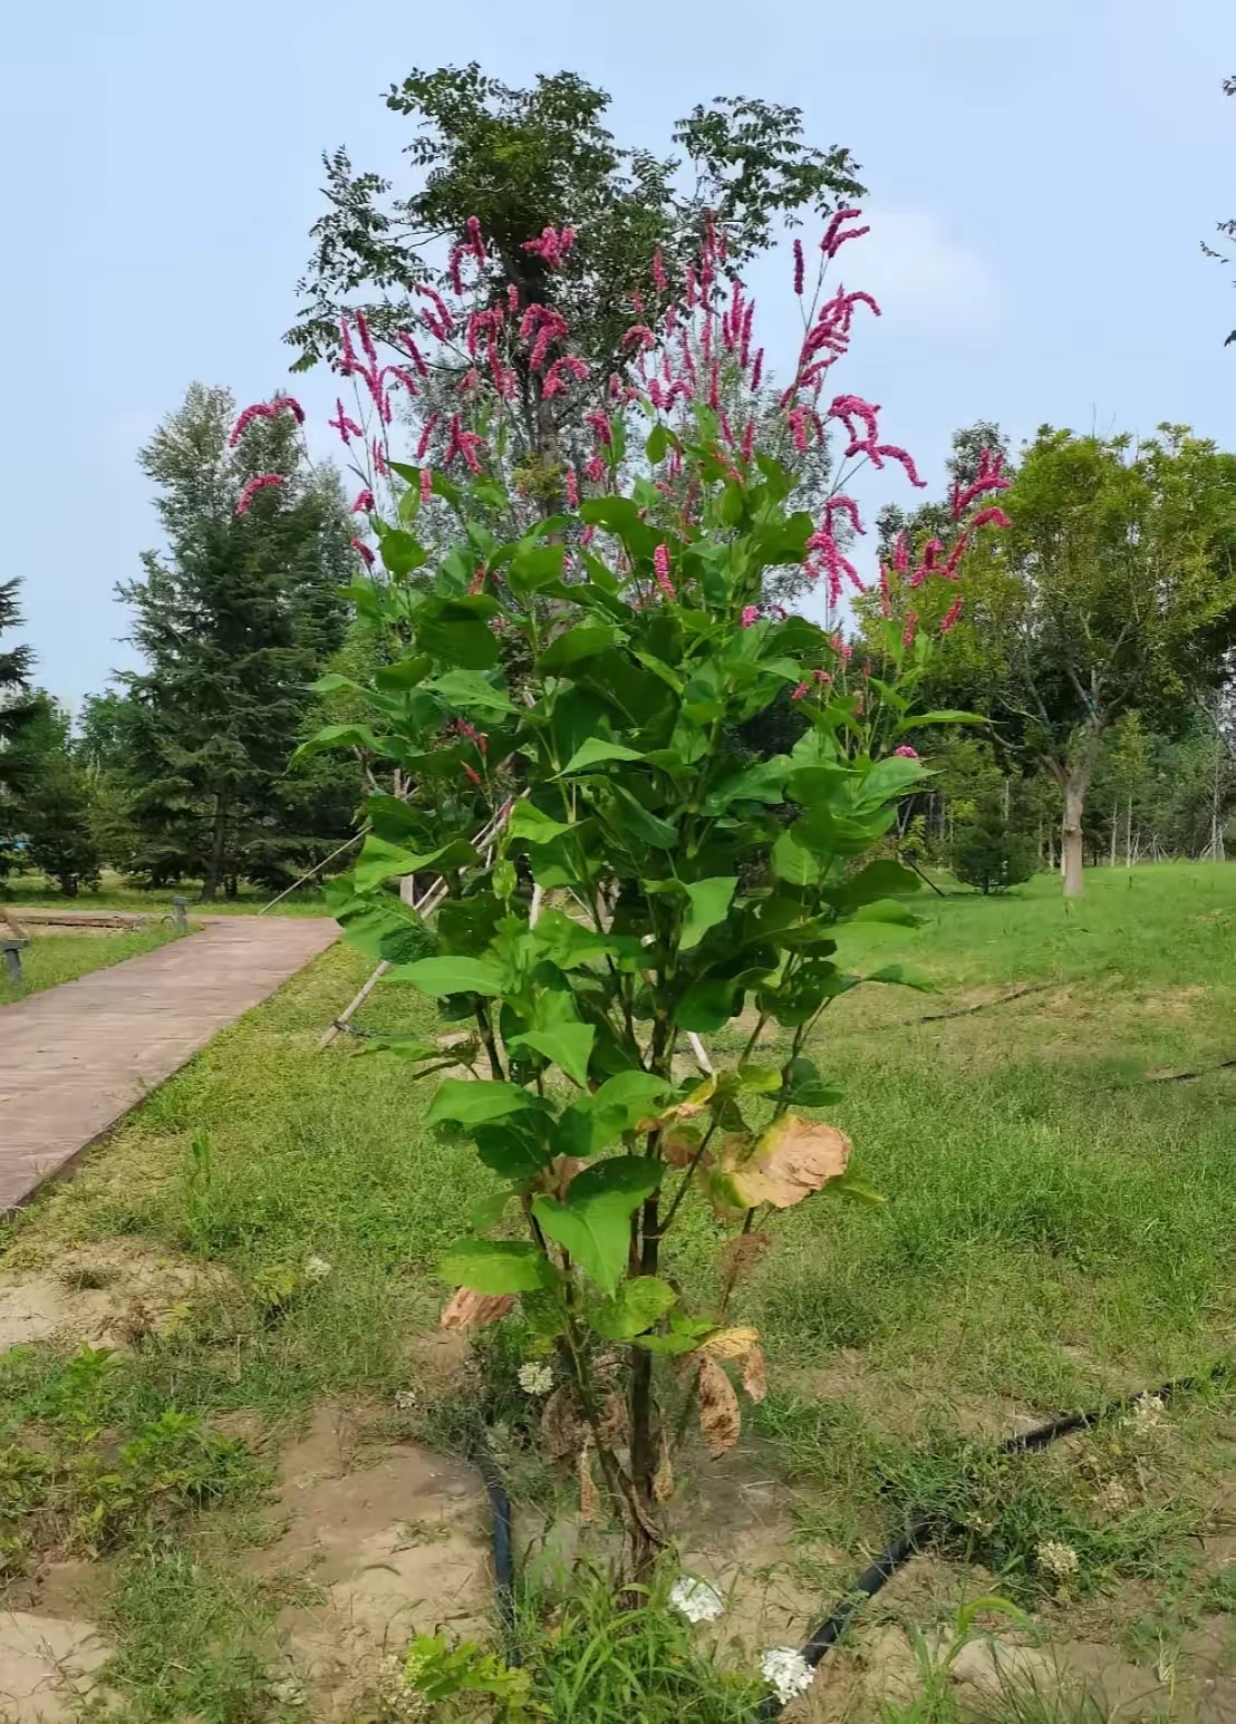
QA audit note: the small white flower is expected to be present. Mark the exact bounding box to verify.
[759,1647,814,1703]
[304,1255,333,1282]
[1095,1477,1131,1513]
[518,1361,554,1396]
[670,1575,724,1624]
[1129,1394,1166,1435]
[1036,1538,1081,1581]
[394,1388,418,1413]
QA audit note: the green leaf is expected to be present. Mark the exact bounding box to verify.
[781,1057,844,1108]
[425,670,516,715]
[673,977,738,1033]
[645,423,669,464]
[426,1079,538,1127]
[509,1020,596,1088]
[559,738,647,775]
[395,956,505,997]
[824,860,921,909]
[536,626,615,674]
[680,877,738,950]
[897,710,988,732]
[438,1240,554,1294]
[378,530,426,578]
[509,543,566,594]
[586,1276,678,1341]
[825,1169,888,1206]
[419,615,499,670]
[704,756,791,812]
[856,755,926,808]
[353,835,479,891]
[532,1158,664,1294]
[865,963,937,991]
[374,655,433,692]
[609,785,679,849]
[509,802,574,844]
[292,723,390,763]
[555,1071,676,1158]
[772,828,822,886]
[470,1192,514,1234]
[634,1313,717,1355]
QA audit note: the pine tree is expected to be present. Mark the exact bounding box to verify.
[0,579,39,879]
[117,384,357,899]
[15,695,101,896]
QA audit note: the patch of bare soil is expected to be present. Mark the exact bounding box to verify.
[251,1405,492,1721]
[789,1354,1042,1446]
[0,1239,237,1355]
[0,1610,112,1724]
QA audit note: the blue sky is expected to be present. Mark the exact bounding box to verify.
[5,0,1233,705]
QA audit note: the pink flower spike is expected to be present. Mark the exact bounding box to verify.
[449,247,466,296]
[235,473,284,515]
[902,610,919,650]
[826,495,866,537]
[355,310,378,368]
[270,394,304,425]
[791,680,811,701]
[465,214,487,265]
[940,596,965,634]
[507,283,520,316]
[372,440,389,478]
[585,453,605,484]
[875,445,928,488]
[415,413,440,461]
[894,745,919,759]
[750,348,764,392]
[740,605,760,627]
[462,761,482,787]
[580,524,596,547]
[229,402,274,445]
[652,247,668,295]
[328,399,363,446]
[352,489,375,514]
[339,315,357,372]
[813,668,831,685]
[420,468,433,505]
[972,505,1013,530]
[564,467,579,507]
[793,239,805,296]
[396,331,429,377]
[653,543,676,601]
[350,536,375,567]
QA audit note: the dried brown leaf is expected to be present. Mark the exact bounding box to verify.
[662,1125,703,1170]
[642,1075,717,1132]
[742,1344,767,1404]
[578,1443,600,1523]
[700,1325,760,1360]
[717,1231,773,1285]
[728,1114,852,1210]
[597,1390,629,1450]
[545,1155,587,1199]
[540,1386,584,1463]
[697,1356,741,1458]
[653,1432,674,1504]
[439,1289,516,1331]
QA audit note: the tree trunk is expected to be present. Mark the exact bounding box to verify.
[1212,734,1226,863]
[1110,811,1118,869]
[1125,796,1133,870]
[1057,720,1105,900]
[202,794,228,903]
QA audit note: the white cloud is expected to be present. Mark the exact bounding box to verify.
[845,209,1004,346]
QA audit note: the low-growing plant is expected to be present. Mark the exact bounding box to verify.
[258,204,1013,1575]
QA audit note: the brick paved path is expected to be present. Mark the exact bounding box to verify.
[0,918,338,1212]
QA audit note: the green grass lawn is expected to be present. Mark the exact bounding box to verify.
[0,924,185,1002]
[2,862,1236,1721]
[3,867,330,916]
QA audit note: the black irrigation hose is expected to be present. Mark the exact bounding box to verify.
[465,1363,1228,1714]
[754,1362,1230,1719]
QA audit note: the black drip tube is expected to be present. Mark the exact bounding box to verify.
[470,1365,1226,1714]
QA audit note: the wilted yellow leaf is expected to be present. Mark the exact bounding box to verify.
[726,1114,852,1210]
[698,1356,741,1458]
[700,1325,760,1360]
[578,1443,601,1523]
[439,1289,516,1331]
[742,1344,767,1404]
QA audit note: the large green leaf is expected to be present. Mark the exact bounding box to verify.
[855,755,926,809]
[680,877,738,951]
[585,1276,678,1341]
[509,803,574,845]
[509,1020,596,1088]
[555,1071,676,1158]
[673,977,739,1033]
[426,1079,538,1127]
[896,710,988,732]
[418,614,499,669]
[395,956,505,997]
[608,786,679,849]
[378,530,426,578]
[536,626,615,674]
[353,835,478,891]
[424,670,516,715]
[849,900,922,927]
[509,543,566,594]
[532,1157,664,1294]
[704,756,791,812]
[292,723,391,763]
[823,860,920,910]
[865,963,937,992]
[559,737,647,775]
[438,1240,554,1294]
[772,828,822,886]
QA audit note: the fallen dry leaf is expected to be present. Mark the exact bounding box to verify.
[653,1432,674,1503]
[597,1389,628,1449]
[578,1443,601,1523]
[728,1114,852,1209]
[700,1325,760,1360]
[742,1343,767,1404]
[439,1288,516,1331]
[697,1355,741,1458]
[541,1386,584,1463]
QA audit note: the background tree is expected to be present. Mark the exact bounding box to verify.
[0,579,39,881]
[117,384,357,899]
[12,696,101,896]
[288,66,863,485]
[944,426,1236,896]
[1203,74,1236,346]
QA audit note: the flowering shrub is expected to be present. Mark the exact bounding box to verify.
[240,208,1009,1574]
